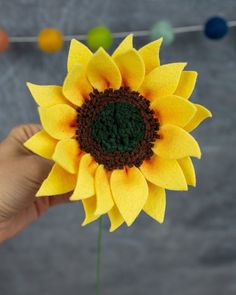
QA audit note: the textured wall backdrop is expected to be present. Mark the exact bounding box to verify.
[0,1,236,294]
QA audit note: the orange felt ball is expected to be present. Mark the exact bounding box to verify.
[0,30,9,53]
[38,28,64,53]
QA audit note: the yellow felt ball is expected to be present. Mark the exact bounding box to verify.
[38,28,64,53]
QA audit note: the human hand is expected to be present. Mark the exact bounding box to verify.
[0,124,70,243]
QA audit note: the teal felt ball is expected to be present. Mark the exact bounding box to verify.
[87,26,113,51]
[150,21,174,45]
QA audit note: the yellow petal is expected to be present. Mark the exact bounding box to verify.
[95,165,114,215]
[67,39,93,72]
[70,154,98,200]
[110,167,148,226]
[174,71,198,99]
[108,206,124,232]
[63,65,93,107]
[184,104,212,132]
[178,157,196,187]
[139,63,187,101]
[24,130,57,160]
[140,155,187,190]
[153,124,201,159]
[138,38,163,74]
[143,183,166,223]
[39,104,77,140]
[112,34,133,58]
[52,139,81,174]
[113,49,145,90]
[87,47,121,91]
[81,196,100,226]
[27,83,67,107]
[151,95,196,127]
[36,164,76,197]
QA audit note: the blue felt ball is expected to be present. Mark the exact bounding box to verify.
[204,16,228,39]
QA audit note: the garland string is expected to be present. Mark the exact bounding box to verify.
[8,20,236,43]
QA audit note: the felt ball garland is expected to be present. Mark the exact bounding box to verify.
[0,16,235,54]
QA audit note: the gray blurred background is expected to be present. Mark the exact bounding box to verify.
[0,0,236,294]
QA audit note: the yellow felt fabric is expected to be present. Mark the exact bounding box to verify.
[87,48,121,91]
[36,164,77,197]
[153,124,201,159]
[114,49,145,90]
[110,167,148,226]
[95,165,114,215]
[67,39,93,72]
[108,206,124,232]
[151,95,196,127]
[52,139,81,174]
[184,104,212,132]
[139,63,187,101]
[140,155,187,190]
[174,71,198,99]
[27,83,67,107]
[24,130,57,160]
[70,154,98,200]
[82,196,100,226]
[178,157,196,187]
[112,34,133,58]
[63,65,93,107]
[143,183,166,223]
[138,38,163,74]
[39,104,77,140]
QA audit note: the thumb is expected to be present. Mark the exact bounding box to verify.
[1,124,42,157]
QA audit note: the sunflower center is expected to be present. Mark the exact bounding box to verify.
[76,87,159,170]
[91,102,145,153]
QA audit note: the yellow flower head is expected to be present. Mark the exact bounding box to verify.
[24,35,212,231]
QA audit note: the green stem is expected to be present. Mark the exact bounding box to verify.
[96,216,103,295]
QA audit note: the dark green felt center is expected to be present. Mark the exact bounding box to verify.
[91,102,145,153]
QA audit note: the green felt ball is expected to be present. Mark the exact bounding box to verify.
[150,20,174,45]
[87,26,113,51]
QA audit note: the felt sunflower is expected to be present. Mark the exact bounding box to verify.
[24,34,211,231]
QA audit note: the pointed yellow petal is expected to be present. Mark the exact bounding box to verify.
[63,65,93,106]
[112,34,133,58]
[27,83,67,107]
[108,206,124,232]
[140,155,187,190]
[95,165,114,215]
[52,139,81,174]
[70,154,98,200]
[153,124,201,159]
[184,104,212,132]
[81,196,100,226]
[87,47,121,91]
[139,63,187,101]
[67,39,93,72]
[138,38,163,74]
[24,130,57,159]
[174,71,198,99]
[143,183,166,223]
[110,167,148,226]
[151,95,196,127]
[113,49,145,90]
[36,164,76,197]
[39,104,77,140]
[178,157,196,187]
